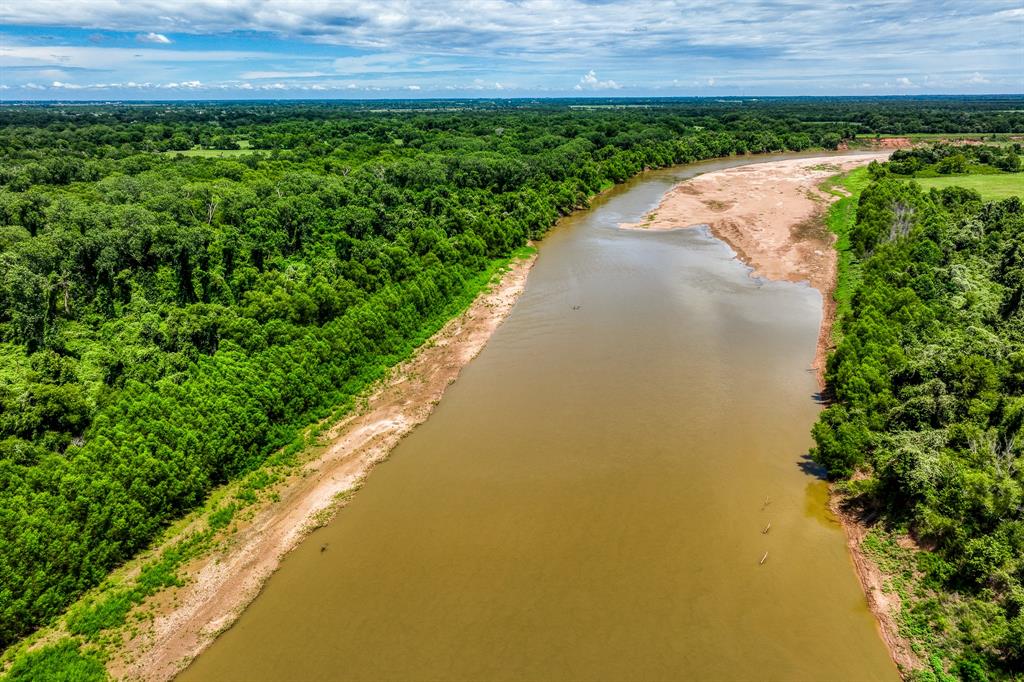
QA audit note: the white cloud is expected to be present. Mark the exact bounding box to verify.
[0,45,274,70]
[573,69,621,91]
[240,70,330,79]
[0,1,1020,73]
[967,72,990,84]
[137,32,172,44]
[0,1,1020,96]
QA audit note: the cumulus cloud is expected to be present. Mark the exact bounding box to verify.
[137,31,172,44]
[0,0,1020,97]
[967,72,990,84]
[0,0,1015,68]
[573,70,621,91]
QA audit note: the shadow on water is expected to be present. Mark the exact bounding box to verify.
[798,451,828,480]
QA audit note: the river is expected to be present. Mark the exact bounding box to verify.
[179,155,898,681]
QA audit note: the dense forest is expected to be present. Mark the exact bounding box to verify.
[813,147,1024,678]
[1,98,1022,667]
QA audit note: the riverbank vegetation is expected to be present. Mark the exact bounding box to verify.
[2,98,1023,679]
[813,144,1024,679]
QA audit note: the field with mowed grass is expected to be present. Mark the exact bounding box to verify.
[164,148,256,157]
[912,173,1024,200]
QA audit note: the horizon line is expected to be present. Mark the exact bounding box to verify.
[4,93,1024,105]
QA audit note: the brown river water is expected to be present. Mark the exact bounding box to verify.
[179,155,897,681]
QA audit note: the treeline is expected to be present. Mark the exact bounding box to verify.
[0,104,857,170]
[0,103,869,649]
[3,94,1022,131]
[812,156,1024,676]
[881,143,1023,177]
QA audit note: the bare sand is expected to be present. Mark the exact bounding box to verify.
[622,152,919,677]
[107,252,537,682]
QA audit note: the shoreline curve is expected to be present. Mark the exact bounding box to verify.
[108,251,538,681]
[620,151,918,675]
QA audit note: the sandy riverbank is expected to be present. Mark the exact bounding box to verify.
[621,152,890,384]
[622,152,918,676]
[107,252,537,681]
[830,492,924,673]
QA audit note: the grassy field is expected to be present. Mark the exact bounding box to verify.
[822,166,872,325]
[164,140,254,157]
[912,173,1024,200]
[165,148,257,158]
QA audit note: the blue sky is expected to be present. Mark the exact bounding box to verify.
[1,1,1022,99]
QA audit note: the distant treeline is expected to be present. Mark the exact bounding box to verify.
[882,142,1022,176]
[813,149,1024,677]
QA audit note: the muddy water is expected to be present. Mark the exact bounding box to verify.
[180,155,897,681]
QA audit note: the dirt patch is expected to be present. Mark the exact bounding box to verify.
[701,198,734,212]
[876,137,913,148]
[830,492,924,674]
[107,252,538,682]
[789,206,829,242]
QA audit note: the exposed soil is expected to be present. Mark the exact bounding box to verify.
[830,492,924,674]
[107,252,538,682]
[876,137,913,148]
[622,152,920,677]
